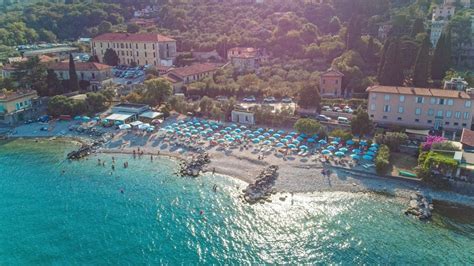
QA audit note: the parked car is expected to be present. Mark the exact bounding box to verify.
[316,114,331,122]
[216,95,228,102]
[322,105,331,111]
[243,96,256,102]
[337,116,349,124]
[263,96,276,103]
[333,107,342,112]
[344,107,354,113]
[282,97,293,103]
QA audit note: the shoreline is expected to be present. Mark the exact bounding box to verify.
[4,134,474,209]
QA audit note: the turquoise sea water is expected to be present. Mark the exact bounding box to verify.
[0,139,473,264]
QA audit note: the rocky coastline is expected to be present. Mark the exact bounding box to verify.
[405,192,433,220]
[178,153,211,177]
[242,165,279,204]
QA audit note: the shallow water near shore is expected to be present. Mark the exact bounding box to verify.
[0,139,473,264]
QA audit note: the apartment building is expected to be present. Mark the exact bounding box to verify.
[367,85,474,132]
[227,47,266,71]
[0,90,39,125]
[49,62,113,91]
[91,33,177,67]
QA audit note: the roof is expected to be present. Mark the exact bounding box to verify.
[105,113,134,121]
[321,68,344,77]
[228,47,258,58]
[169,63,218,78]
[139,111,163,119]
[93,33,175,43]
[49,62,112,71]
[366,85,472,99]
[0,90,37,101]
[164,74,183,83]
[461,128,474,147]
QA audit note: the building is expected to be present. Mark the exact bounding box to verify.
[105,103,151,125]
[378,24,392,41]
[367,85,474,132]
[319,68,344,98]
[227,47,266,71]
[444,77,470,91]
[432,4,456,21]
[231,105,255,125]
[430,20,448,47]
[49,62,113,91]
[91,33,177,67]
[0,90,39,125]
[129,18,156,28]
[2,55,59,79]
[165,63,219,93]
[444,0,470,8]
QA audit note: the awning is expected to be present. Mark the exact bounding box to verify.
[130,121,143,127]
[405,129,430,136]
[105,113,134,122]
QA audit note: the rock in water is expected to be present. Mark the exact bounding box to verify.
[405,192,433,221]
[243,165,279,204]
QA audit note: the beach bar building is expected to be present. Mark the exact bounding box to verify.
[231,105,255,125]
[105,103,150,125]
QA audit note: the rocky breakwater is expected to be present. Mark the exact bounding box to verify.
[67,141,102,160]
[179,153,211,177]
[405,192,433,220]
[243,165,279,204]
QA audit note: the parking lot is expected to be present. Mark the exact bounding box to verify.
[112,65,146,86]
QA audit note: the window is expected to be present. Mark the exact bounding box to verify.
[465,100,472,108]
[415,118,420,122]
[415,108,421,115]
[144,44,147,49]
[397,117,402,121]
[428,109,434,116]
[145,52,147,57]
[398,106,404,113]
[384,94,390,101]
[446,110,452,118]
[447,99,454,106]
[454,122,459,126]
[430,97,436,105]
[399,95,405,102]
[464,112,470,120]
[322,79,326,84]
[436,110,443,117]
[383,116,387,119]
[153,44,155,49]
[121,43,124,49]
[153,52,156,58]
[137,51,139,56]
[383,105,390,112]
[370,114,374,118]
[445,122,450,125]
[438,98,445,105]
[455,111,461,119]
[371,93,377,100]
[416,96,424,103]
[370,103,375,111]
[136,44,138,49]
[100,43,103,48]
[427,120,432,124]
[462,123,467,127]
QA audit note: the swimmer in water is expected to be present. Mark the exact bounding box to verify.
[150,155,153,161]
[112,165,115,171]
[97,158,101,165]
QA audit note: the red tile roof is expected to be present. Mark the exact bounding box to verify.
[366,85,472,99]
[49,62,112,71]
[169,63,218,78]
[93,33,175,43]
[322,68,344,77]
[0,90,37,101]
[461,128,474,147]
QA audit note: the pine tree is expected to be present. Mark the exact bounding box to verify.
[410,18,425,37]
[413,35,431,87]
[45,69,63,96]
[103,48,119,66]
[377,38,391,81]
[431,31,449,80]
[68,54,79,92]
[365,36,377,65]
[345,15,361,51]
[379,39,404,86]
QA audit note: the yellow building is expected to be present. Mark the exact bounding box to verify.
[91,33,177,67]
[0,90,39,125]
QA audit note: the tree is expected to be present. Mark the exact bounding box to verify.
[365,36,377,65]
[45,69,63,96]
[143,78,173,106]
[294,118,322,135]
[298,83,321,111]
[328,16,341,34]
[103,48,119,66]
[431,31,451,80]
[88,55,100,63]
[379,39,404,86]
[377,38,391,81]
[412,34,431,87]
[410,18,425,37]
[85,92,107,113]
[199,96,214,116]
[98,21,112,34]
[345,15,362,51]
[374,132,408,152]
[127,23,140,33]
[68,53,79,92]
[350,107,373,137]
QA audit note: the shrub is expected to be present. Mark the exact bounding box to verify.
[330,129,353,141]
[374,132,408,152]
[375,144,391,175]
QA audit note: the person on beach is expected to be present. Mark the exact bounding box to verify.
[97,159,101,166]
[150,155,153,161]
[112,156,115,163]
[102,161,106,167]
[212,168,215,175]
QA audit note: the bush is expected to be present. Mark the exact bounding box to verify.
[375,132,408,152]
[375,144,391,175]
[330,129,353,141]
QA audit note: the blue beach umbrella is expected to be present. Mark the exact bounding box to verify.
[369,147,378,152]
[263,132,271,137]
[308,138,316,143]
[258,135,265,140]
[263,140,271,145]
[321,149,331,155]
[288,144,297,149]
[273,134,281,139]
[371,143,379,148]
[300,145,308,150]
[297,137,304,142]
[352,148,361,154]
[318,139,327,145]
[292,139,300,145]
[289,131,297,136]
[276,142,285,148]
[268,129,274,133]
[227,138,235,142]
[350,154,360,160]
[240,125,247,129]
[220,130,227,134]
[217,139,226,143]
[285,135,292,140]
[269,137,277,142]
[281,138,289,143]
[363,155,373,161]
[252,138,260,144]
[366,151,376,156]
[225,127,232,131]
[74,116,81,120]
[207,137,214,141]
[346,140,355,145]
[330,140,339,145]
[234,129,242,133]
[277,130,285,134]
[247,134,255,138]
[258,128,264,132]
[327,145,336,150]
[339,147,349,153]
[335,151,345,157]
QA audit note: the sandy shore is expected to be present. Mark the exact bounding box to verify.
[6,122,474,208]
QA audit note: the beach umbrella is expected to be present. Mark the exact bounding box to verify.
[207,137,214,141]
[191,129,199,134]
[227,138,235,142]
[285,135,292,140]
[118,124,131,130]
[281,138,289,143]
[235,135,243,139]
[114,121,123,125]
[200,131,207,136]
[327,145,336,150]
[258,135,266,140]
[244,130,252,134]
[321,149,331,155]
[240,125,247,129]
[167,129,174,134]
[297,137,304,142]
[366,151,376,156]
[352,148,361,154]
[212,125,219,129]
[292,139,300,145]
[350,154,360,160]
[224,134,231,138]
[248,134,255,138]
[217,139,226,143]
[74,116,81,120]
[186,121,193,125]
[269,137,277,142]
[335,151,345,157]
[185,132,192,137]
[197,127,204,131]
[339,147,349,153]
[225,127,232,131]
[371,143,379,148]
[308,138,316,143]
[230,123,238,128]
[234,128,242,133]
[268,129,274,133]
[263,140,271,145]
[300,145,308,150]
[360,140,368,146]
[289,131,297,136]
[330,140,339,145]
[220,129,227,134]
[318,139,327,145]
[277,130,285,134]
[369,147,378,152]
[300,133,307,138]
[363,155,373,161]
[273,134,281,138]
[93,116,100,121]
[263,132,271,137]
[258,128,264,132]
[346,140,355,145]
[288,144,297,149]
[252,138,260,144]
[276,142,285,148]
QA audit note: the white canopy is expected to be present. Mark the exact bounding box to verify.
[130,121,143,127]
[118,124,131,130]
[105,113,134,122]
[139,111,163,120]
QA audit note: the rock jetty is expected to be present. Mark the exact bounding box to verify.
[243,165,279,204]
[178,153,211,177]
[405,192,433,220]
[67,142,101,160]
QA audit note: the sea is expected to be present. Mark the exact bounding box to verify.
[0,139,473,264]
